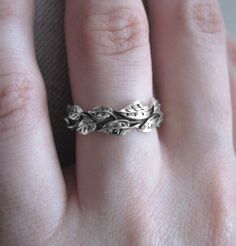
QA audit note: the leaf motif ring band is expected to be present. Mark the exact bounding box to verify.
[65,99,164,136]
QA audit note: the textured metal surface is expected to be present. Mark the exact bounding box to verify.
[65,100,163,136]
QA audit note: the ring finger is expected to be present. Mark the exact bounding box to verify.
[65,0,161,211]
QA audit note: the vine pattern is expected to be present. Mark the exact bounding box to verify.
[65,100,163,136]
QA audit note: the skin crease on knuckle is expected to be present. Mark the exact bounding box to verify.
[0,2,25,26]
[0,72,46,138]
[176,0,226,45]
[78,6,149,57]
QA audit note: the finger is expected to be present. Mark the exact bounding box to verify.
[0,1,66,243]
[147,0,234,151]
[65,0,161,209]
[227,35,236,152]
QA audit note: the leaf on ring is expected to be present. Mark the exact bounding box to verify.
[76,118,97,135]
[139,113,163,132]
[67,105,83,120]
[89,106,114,120]
[67,105,83,114]
[64,118,79,130]
[118,101,150,120]
[100,120,130,136]
[151,100,161,114]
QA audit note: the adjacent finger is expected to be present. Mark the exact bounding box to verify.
[0,1,66,244]
[147,0,233,151]
[65,0,161,210]
[144,3,236,243]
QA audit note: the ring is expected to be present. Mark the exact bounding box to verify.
[65,99,163,136]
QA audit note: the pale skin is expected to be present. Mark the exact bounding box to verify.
[0,0,236,245]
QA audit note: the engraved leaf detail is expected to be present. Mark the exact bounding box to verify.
[118,101,150,120]
[67,105,83,120]
[140,113,163,132]
[140,116,157,132]
[101,120,130,136]
[90,106,114,120]
[65,100,163,135]
[152,100,161,114]
[64,118,79,130]
[76,118,97,135]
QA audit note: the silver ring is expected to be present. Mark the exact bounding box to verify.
[65,99,163,136]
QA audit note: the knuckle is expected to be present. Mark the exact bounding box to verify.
[0,2,23,24]
[191,1,224,34]
[177,1,225,42]
[0,73,45,136]
[79,6,149,56]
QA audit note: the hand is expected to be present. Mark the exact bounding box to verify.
[0,0,236,245]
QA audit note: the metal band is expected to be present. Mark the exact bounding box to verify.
[65,99,163,136]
